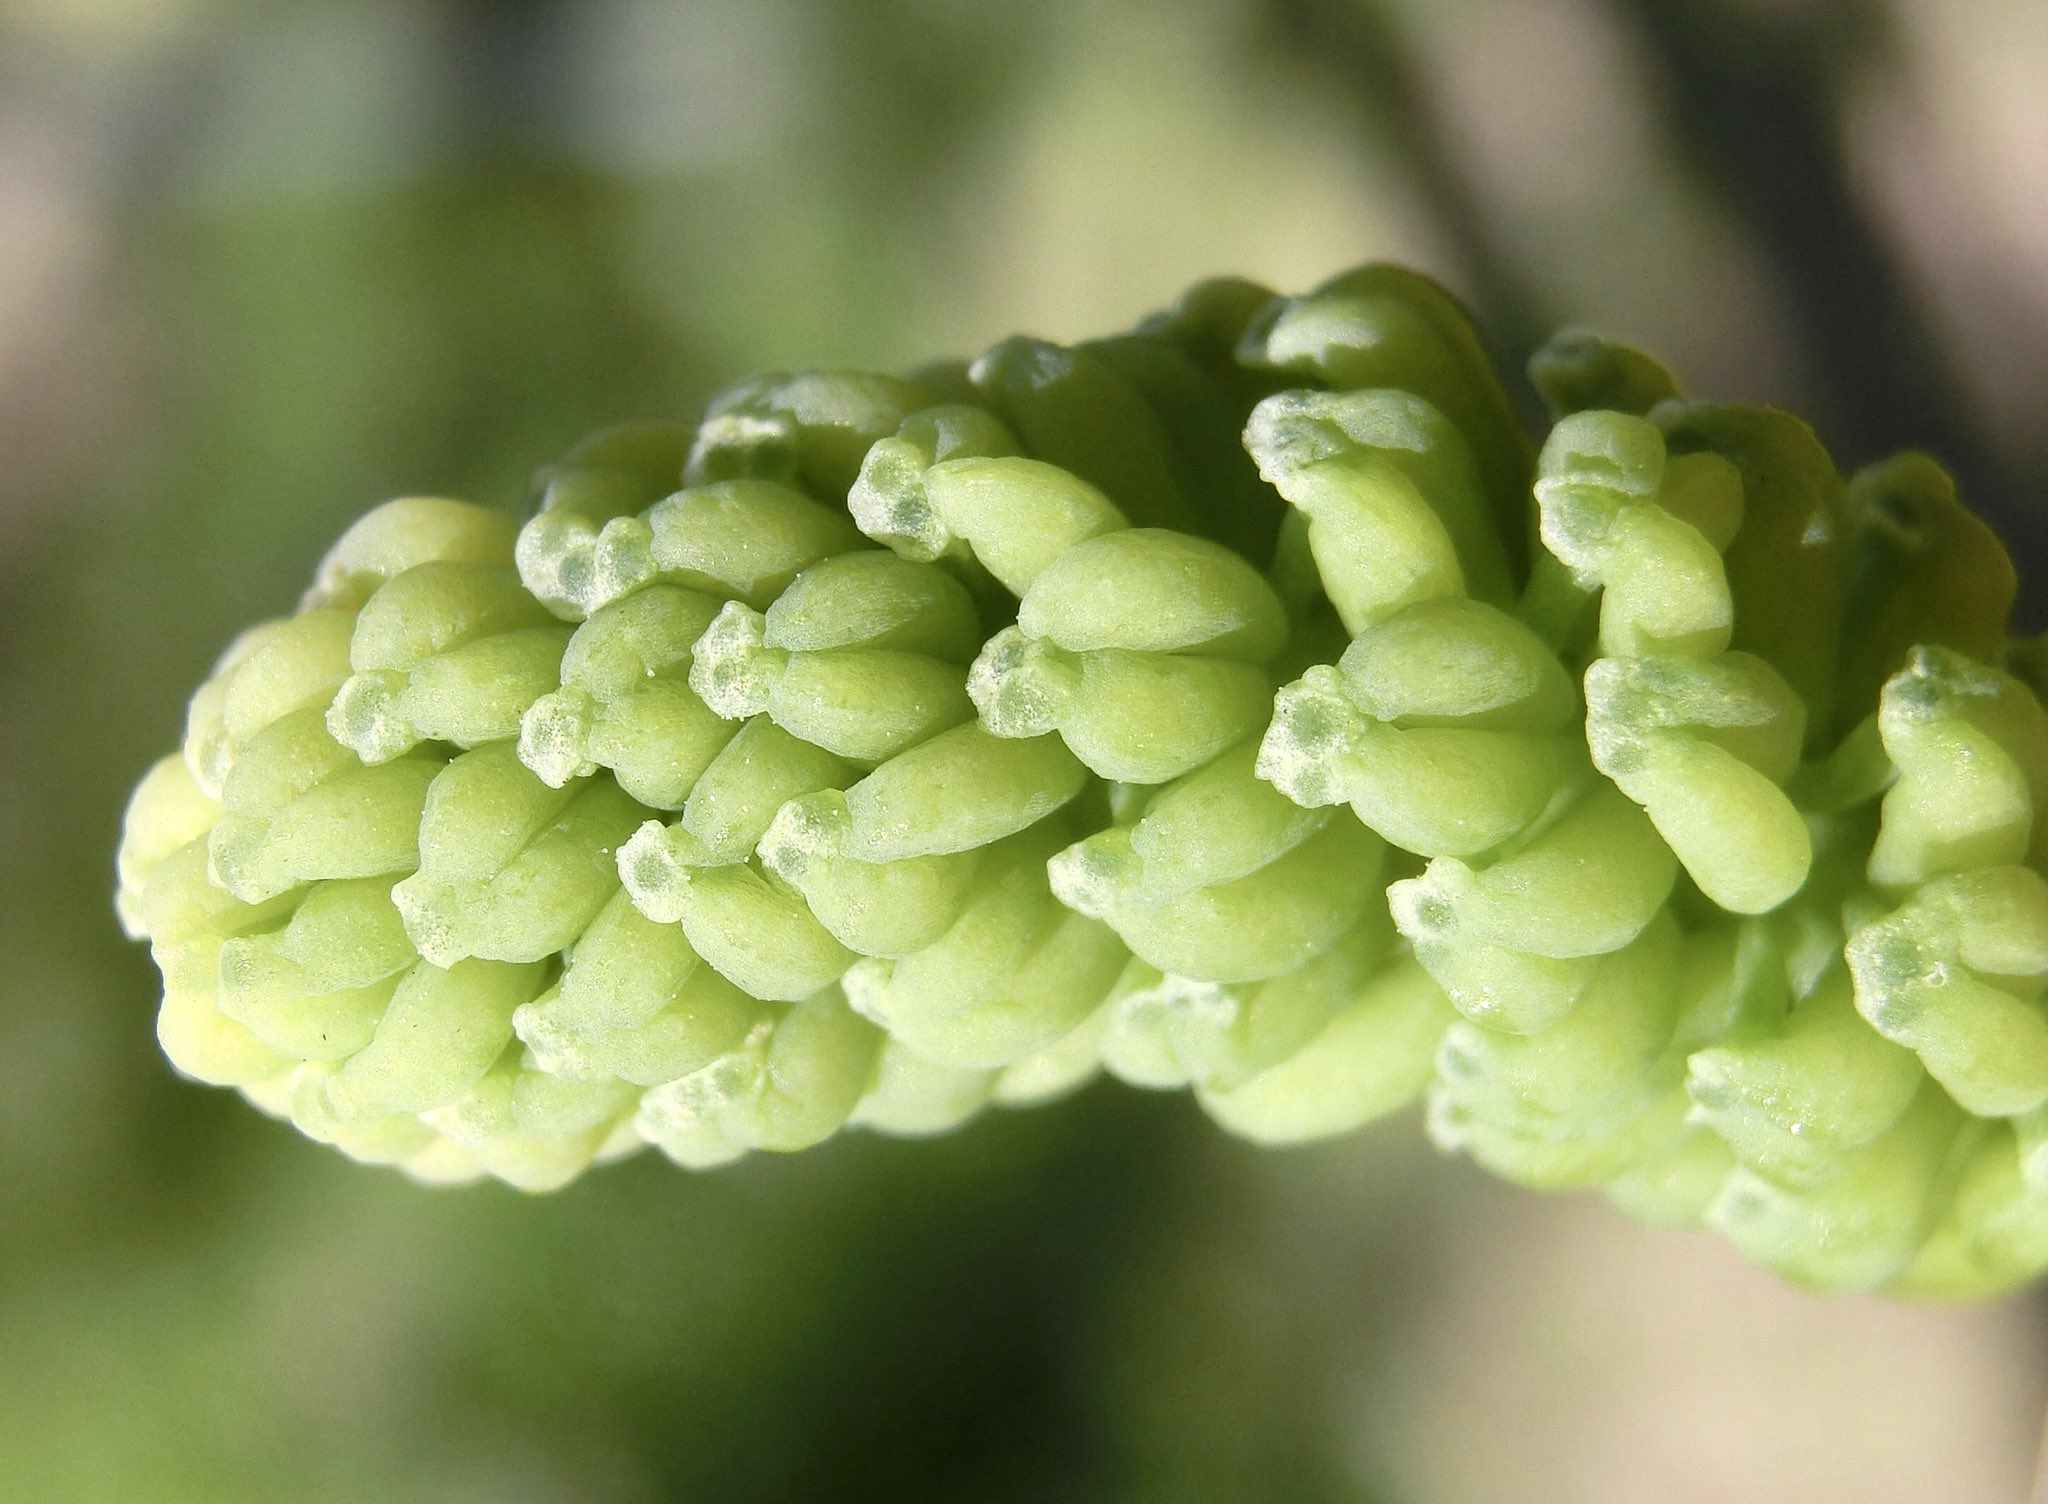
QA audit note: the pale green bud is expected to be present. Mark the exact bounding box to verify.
[1837,452,2015,722]
[1428,1082,1694,1192]
[426,1054,640,1192]
[511,889,764,1086]
[623,843,854,1004]
[906,456,1128,597]
[1236,264,1534,564]
[517,508,660,622]
[1099,910,1392,1092]
[313,956,546,1122]
[969,626,1276,784]
[1016,528,1287,661]
[1243,387,1511,633]
[155,945,297,1087]
[215,877,414,1061]
[1197,955,1453,1146]
[1389,785,1676,964]
[1536,411,1742,660]
[1081,321,1289,560]
[327,560,566,761]
[511,421,700,620]
[826,720,1088,862]
[1584,652,1811,913]
[1526,328,1681,420]
[276,1064,442,1170]
[756,793,984,957]
[116,755,222,939]
[990,1005,1112,1107]
[847,404,1023,572]
[667,715,856,863]
[1056,738,1321,901]
[967,336,1191,531]
[1603,1126,1737,1230]
[1432,914,1683,1140]
[517,585,735,807]
[392,745,648,966]
[765,550,983,660]
[683,370,930,501]
[1686,968,1924,1189]
[690,600,973,764]
[519,475,862,621]
[1847,865,2048,1118]
[842,821,1128,1069]
[1867,646,2048,890]
[847,1042,996,1138]
[1051,812,1381,984]
[1708,1082,1963,1292]
[1260,597,1579,857]
[206,709,440,903]
[643,480,865,608]
[635,988,881,1166]
[303,496,523,612]
[1656,403,1849,736]
[1895,1127,2048,1298]
[182,609,358,796]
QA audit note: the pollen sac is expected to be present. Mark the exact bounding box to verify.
[306,496,526,612]
[689,550,979,767]
[515,422,694,620]
[1526,329,1682,420]
[206,708,441,903]
[966,335,1192,532]
[1896,1126,2048,1299]
[970,528,1288,783]
[1236,263,1534,559]
[1260,597,1579,858]
[1534,410,1744,658]
[841,819,1128,1071]
[634,989,882,1168]
[1685,967,1924,1190]
[511,889,765,1087]
[181,609,359,798]
[1584,651,1811,914]
[425,1059,641,1194]
[1866,646,2048,890]
[517,585,735,807]
[1708,1082,1965,1293]
[393,744,649,967]
[1388,785,1678,1033]
[863,451,1127,598]
[683,369,931,501]
[1195,955,1454,1146]
[216,876,416,1062]
[327,561,569,763]
[1243,387,1513,633]
[847,1040,998,1139]
[756,793,985,958]
[1846,866,2048,1118]
[1836,452,2016,719]
[1098,908,1393,1094]
[1049,740,1380,983]
[848,405,1023,569]
[1428,916,1687,1171]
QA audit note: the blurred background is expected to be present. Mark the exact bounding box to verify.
[4,0,2047,1499]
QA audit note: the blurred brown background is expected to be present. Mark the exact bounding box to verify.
[3,1,2046,1500]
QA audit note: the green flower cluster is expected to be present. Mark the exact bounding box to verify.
[118,265,2048,1296]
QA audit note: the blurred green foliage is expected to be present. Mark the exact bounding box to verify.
[3,0,2046,1499]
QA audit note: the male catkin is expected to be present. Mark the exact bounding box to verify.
[119,265,2048,1298]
